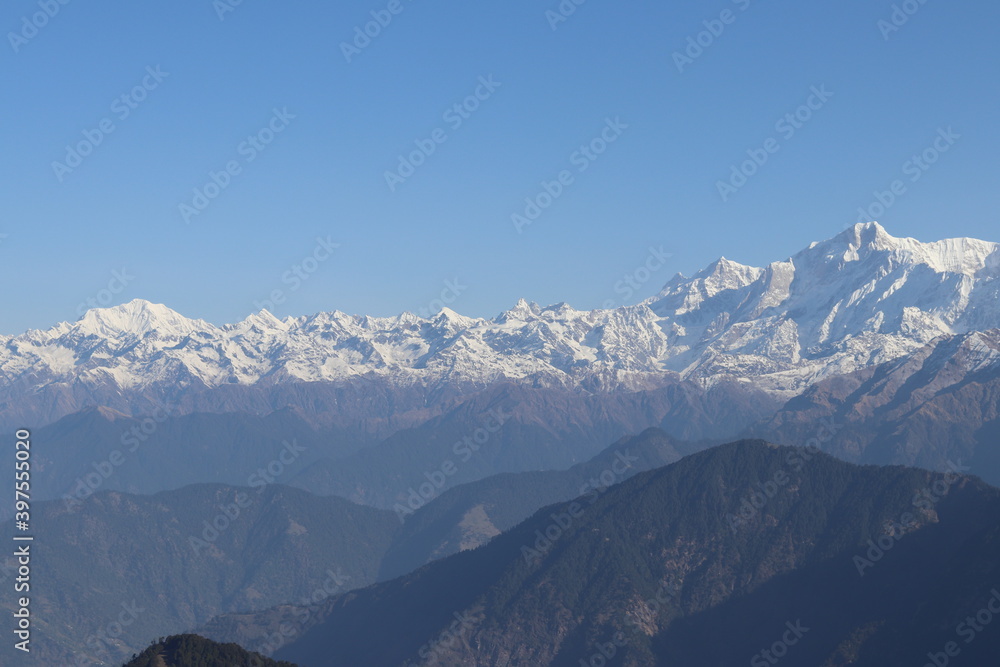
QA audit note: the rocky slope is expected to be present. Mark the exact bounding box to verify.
[267,441,1000,666]
[753,327,1000,484]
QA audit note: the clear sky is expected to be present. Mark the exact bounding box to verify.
[2,0,998,334]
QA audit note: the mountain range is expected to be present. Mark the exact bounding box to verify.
[19,435,993,666]
[205,441,1000,667]
[0,428,680,666]
[5,222,1000,513]
[3,222,998,430]
[4,222,1000,665]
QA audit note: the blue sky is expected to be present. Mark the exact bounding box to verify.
[2,0,998,333]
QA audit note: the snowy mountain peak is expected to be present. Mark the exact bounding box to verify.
[498,298,542,321]
[433,307,477,328]
[815,222,999,275]
[76,299,208,338]
[841,220,892,246]
[650,256,764,316]
[806,221,897,264]
[235,309,289,332]
[698,256,764,286]
[3,223,998,401]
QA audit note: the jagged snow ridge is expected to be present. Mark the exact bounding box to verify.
[1,223,998,396]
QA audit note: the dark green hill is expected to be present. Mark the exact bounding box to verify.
[122,634,296,667]
[274,440,1000,666]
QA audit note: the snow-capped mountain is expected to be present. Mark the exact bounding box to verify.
[650,221,1000,390]
[2,223,998,403]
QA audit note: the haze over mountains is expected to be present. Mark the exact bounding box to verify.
[5,222,1000,665]
[4,223,1000,511]
[0,429,680,665]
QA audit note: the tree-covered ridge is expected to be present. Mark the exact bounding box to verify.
[122,634,297,667]
[274,440,1000,666]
